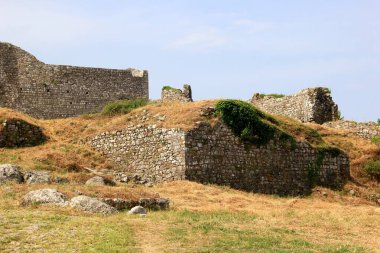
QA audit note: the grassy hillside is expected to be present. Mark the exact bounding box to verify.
[1,101,379,252]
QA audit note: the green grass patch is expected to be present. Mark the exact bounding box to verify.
[101,98,148,115]
[258,93,286,98]
[157,210,366,253]
[363,160,380,181]
[370,135,380,145]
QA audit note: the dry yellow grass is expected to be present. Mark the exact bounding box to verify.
[2,180,378,252]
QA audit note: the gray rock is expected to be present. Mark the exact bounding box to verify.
[101,198,138,211]
[128,205,147,215]
[0,164,24,184]
[85,176,115,186]
[85,176,106,186]
[139,198,170,210]
[24,170,51,184]
[113,172,129,183]
[69,196,117,215]
[21,189,66,206]
[55,177,70,184]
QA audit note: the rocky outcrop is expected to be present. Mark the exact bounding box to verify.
[85,176,115,186]
[101,197,170,211]
[69,196,117,215]
[24,170,51,184]
[21,189,66,206]
[0,164,24,184]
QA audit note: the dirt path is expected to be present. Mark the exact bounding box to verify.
[129,217,171,253]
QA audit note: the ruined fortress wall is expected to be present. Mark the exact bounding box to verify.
[89,125,187,183]
[0,43,148,118]
[161,84,193,103]
[185,122,350,195]
[88,122,350,195]
[324,121,380,139]
[251,88,338,124]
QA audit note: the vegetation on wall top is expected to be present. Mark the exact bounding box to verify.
[258,93,286,99]
[214,99,294,147]
[162,86,182,93]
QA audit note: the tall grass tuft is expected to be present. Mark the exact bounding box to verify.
[101,98,148,115]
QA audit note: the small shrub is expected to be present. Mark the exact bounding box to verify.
[215,100,281,146]
[322,87,331,93]
[371,135,380,145]
[336,110,344,120]
[363,160,380,181]
[101,98,148,115]
[377,118,380,125]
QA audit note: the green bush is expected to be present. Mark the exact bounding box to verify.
[215,100,287,146]
[101,98,148,115]
[363,160,380,181]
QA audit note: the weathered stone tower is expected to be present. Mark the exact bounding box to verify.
[0,42,149,119]
[251,87,338,124]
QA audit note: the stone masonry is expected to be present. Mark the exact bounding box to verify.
[90,125,186,183]
[0,118,46,147]
[161,84,193,102]
[324,120,380,139]
[251,87,338,124]
[89,121,350,196]
[0,42,148,119]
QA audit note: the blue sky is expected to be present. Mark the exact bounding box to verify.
[1,0,379,121]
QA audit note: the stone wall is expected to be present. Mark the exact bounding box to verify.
[324,121,380,139]
[161,84,193,102]
[0,42,148,119]
[88,121,350,196]
[0,118,46,147]
[89,125,186,183]
[251,88,338,124]
[185,122,349,195]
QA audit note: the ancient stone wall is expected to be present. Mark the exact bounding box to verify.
[185,122,349,195]
[0,118,46,147]
[89,125,186,183]
[251,88,338,124]
[161,84,193,102]
[0,42,148,119]
[324,121,380,139]
[88,121,350,195]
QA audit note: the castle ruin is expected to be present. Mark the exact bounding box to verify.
[251,88,338,124]
[0,42,148,119]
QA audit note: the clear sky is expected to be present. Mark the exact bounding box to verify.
[1,0,379,121]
